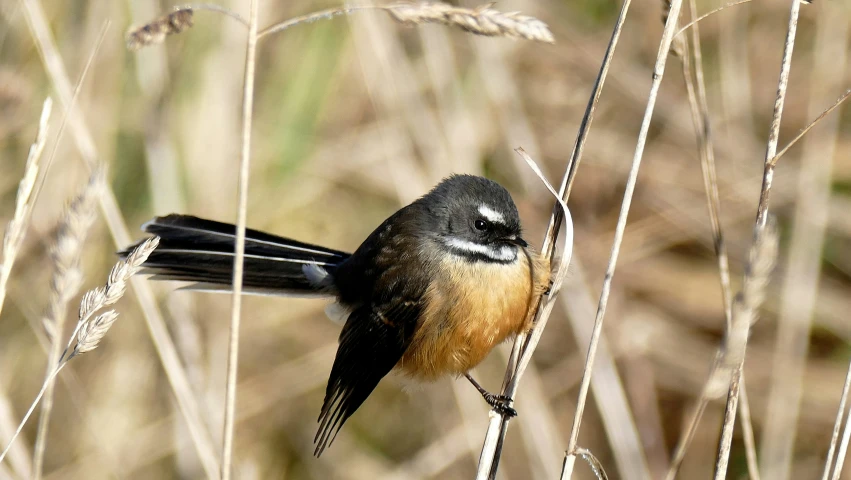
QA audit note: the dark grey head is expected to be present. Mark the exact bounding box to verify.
[418,175,527,263]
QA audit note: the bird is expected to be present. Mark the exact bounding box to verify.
[121,174,551,455]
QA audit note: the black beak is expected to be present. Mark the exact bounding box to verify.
[506,236,528,248]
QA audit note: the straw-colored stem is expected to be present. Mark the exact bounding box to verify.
[477,2,633,477]
[30,27,106,479]
[675,1,760,476]
[0,97,52,320]
[822,362,851,480]
[760,4,845,479]
[674,0,752,38]
[753,0,801,229]
[0,363,67,465]
[562,0,683,477]
[31,174,101,480]
[21,0,220,476]
[769,88,850,167]
[721,1,803,477]
[221,0,258,478]
[259,6,377,39]
[831,402,851,480]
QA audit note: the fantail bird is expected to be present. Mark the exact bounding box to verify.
[121,174,551,455]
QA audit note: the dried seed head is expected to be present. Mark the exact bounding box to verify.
[75,310,118,354]
[43,169,103,340]
[70,236,159,357]
[126,8,194,51]
[387,3,554,44]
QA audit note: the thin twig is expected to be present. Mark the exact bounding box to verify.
[561,0,684,477]
[574,447,609,480]
[477,2,633,477]
[21,0,220,476]
[221,0,258,477]
[476,150,574,480]
[760,5,847,479]
[722,1,805,477]
[769,88,851,167]
[178,3,248,26]
[30,26,108,479]
[31,170,102,480]
[0,97,52,320]
[259,5,378,39]
[674,0,753,38]
[670,0,760,476]
[753,0,802,229]
[831,395,851,480]
[823,363,851,480]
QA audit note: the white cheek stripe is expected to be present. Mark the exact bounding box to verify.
[478,204,505,224]
[444,237,517,262]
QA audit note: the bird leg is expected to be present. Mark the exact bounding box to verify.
[464,373,517,417]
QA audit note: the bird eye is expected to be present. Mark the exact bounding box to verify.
[474,219,489,231]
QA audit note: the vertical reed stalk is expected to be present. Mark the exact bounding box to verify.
[561,0,683,476]
[221,0,258,477]
[718,1,804,478]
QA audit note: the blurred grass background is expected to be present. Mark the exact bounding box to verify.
[1,0,851,479]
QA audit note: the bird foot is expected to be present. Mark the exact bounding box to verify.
[483,393,517,417]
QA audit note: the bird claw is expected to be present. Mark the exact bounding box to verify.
[484,393,517,417]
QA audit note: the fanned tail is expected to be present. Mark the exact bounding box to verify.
[120,214,350,296]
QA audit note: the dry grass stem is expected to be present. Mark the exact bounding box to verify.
[769,87,850,166]
[713,220,778,480]
[259,6,379,39]
[0,97,52,320]
[31,169,103,480]
[386,3,553,43]
[476,148,574,479]
[831,406,851,480]
[761,7,847,479]
[823,363,851,479]
[572,447,609,480]
[753,0,802,228]
[677,0,760,471]
[0,237,157,466]
[674,0,753,38]
[22,1,220,475]
[126,8,194,51]
[562,0,683,477]
[477,1,632,477]
[222,0,259,477]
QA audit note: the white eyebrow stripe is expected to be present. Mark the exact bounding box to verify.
[478,205,505,224]
[444,237,517,262]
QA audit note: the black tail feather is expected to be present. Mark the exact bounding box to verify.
[122,214,350,295]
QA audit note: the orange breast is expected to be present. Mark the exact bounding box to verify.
[398,249,550,380]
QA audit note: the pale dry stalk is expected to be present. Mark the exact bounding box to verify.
[31,169,103,480]
[718,1,805,478]
[477,1,635,477]
[824,362,851,478]
[561,0,684,476]
[665,0,759,476]
[221,0,258,477]
[0,97,52,319]
[22,1,220,475]
[762,4,848,479]
[0,237,158,466]
[713,220,779,479]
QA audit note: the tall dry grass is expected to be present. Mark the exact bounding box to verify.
[0,1,850,479]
